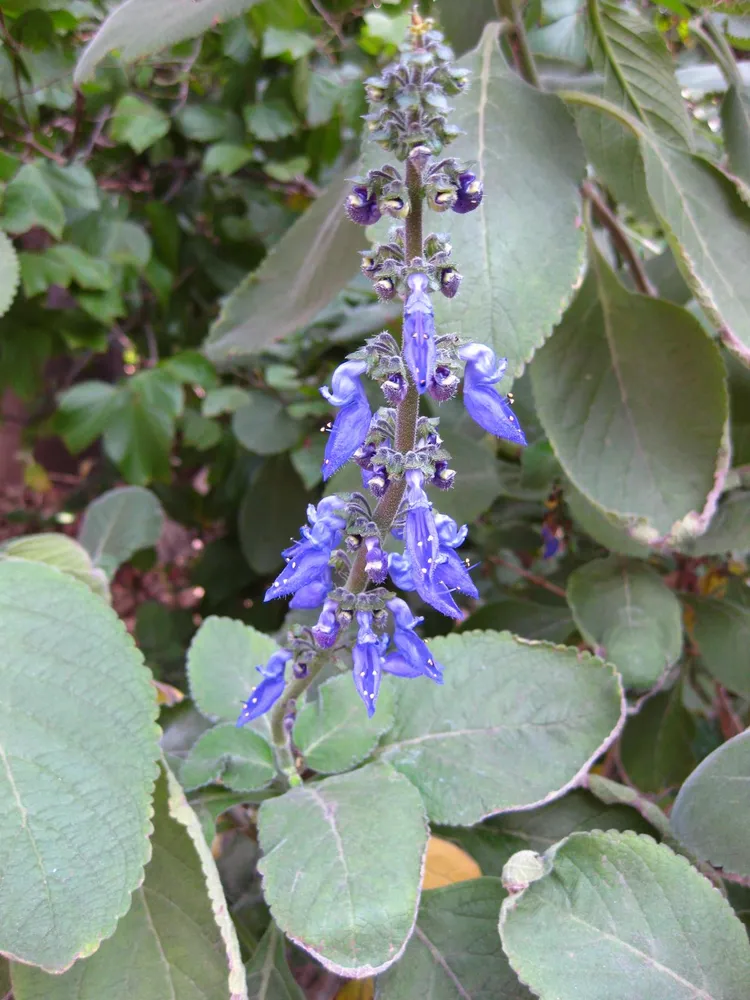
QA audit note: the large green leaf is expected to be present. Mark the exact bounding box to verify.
[683,490,750,556]
[376,878,532,1000]
[436,788,654,878]
[78,486,164,579]
[565,481,651,557]
[619,688,696,794]
[0,230,20,319]
[378,631,624,826]
[576,0,691,219]
[245,923,304,1000]
[239,456,308,575]
[722,85,750,191]
[75,0,263,81]
[566,556,682,688]
[0,561,159,972]
[187,616,279,723]
[671,730,750,879]
[11,768,248,1000]
[459,595,574,644]
[499,831,750,1000]
[257,762,428,976]
[204,163,362,364]
[0,164,65,240]
[0,534,109,600]
[180,723,277,793]
[640,136,750,366]
[686,587,750,697]
[231,394,302,456]
[432,23,586,376]
[530,243,728,537]
[294,675,395,775]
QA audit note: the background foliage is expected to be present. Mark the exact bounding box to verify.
[2,0,750,997]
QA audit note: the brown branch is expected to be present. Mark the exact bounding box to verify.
[582,180,657,297]
[491,554,567,598]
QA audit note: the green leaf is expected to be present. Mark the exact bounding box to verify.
[432,23,586,377]
[78,486,164,579]
[11,767,248,1000]
[245,923,304,1000]
[75,0,263,81]
[434,408,504,523]
[566,556,682,688]
[0,560,159,971]
[183,410,222,450]
[263,25,315,59]
[244,99,299,141]
[202,385,253,417]
[619,688,697,794]
[56,380,118,452]
[499,831,750,1000]
[231,393,302,455]
[204,163,362,364]
[686,587,750,697]
[671,729,750,879]
[239,456,308,574]
[722,85,750,191]
[459,595,574,644]
[530,242,728,538]
[160,350,218,389]
[0,163,65,239]
[376,878,533,1000]
[566,481,652,557]
[181,722,276,792]
[37,161,101,213]
[187,616,279,723]
[437,788,654,878]
[684,490,750,556]
[640,136,750,367]
[294,675,395,775]
[177,104,242,142]
[20,245,113,297]
[379,631,624,826]
[109,94,170,154]
[203,142,255,177]
[0,533,109,600]
[0,229,20,319]
[433,0,497,54]
[103,370,183,485]
[258,762,428,976]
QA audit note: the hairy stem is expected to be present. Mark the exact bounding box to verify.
[495,0,541,88]
[582,181,656,297]
[270,157,425,759]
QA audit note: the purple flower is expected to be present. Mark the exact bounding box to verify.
[320,360,373,480]
[384,598,443,683]
[404,470,461,619]
[452,171,483,214]
[352,611,383,717]
[346,185,381,226]
[387,551,415,591]
[403,273,436,394]
[439,267,462,299]
[428,365,459,403]
[541,524,564,560]
[382,372,408,404]
[365,535,388,584]
[312,598,340,648]
[289,577,331,610]
[265,498,345,602]
[236,649,292,726]
[459,343,526,446]
[433,513,479,599]
[429,461,456,490]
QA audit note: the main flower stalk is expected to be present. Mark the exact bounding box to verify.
[236,11,527,777]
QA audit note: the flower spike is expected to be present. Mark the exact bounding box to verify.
[403,273,436,394]
[320,360,373,480]
[458,343,527,446]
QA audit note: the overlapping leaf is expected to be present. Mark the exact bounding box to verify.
[433,23,586,376]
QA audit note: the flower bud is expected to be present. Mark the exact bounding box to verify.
[379,195,410,220]
[365,77,387,103]
[439,267,462,298]
[365,536,388,584]
[430,461,456,490]
[353,442,376,469]
[346,185,382,226]
[360,252,380,277]
[382,372,409,404]
[426,181,456,213]
[453,171,483,214]
[428,365,460,402]
[364,467,390,497]
[374,277,397,301]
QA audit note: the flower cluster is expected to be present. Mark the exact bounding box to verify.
[237,12,526,733]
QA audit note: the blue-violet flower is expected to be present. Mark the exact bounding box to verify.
[459,343,526,445]
[452,171,483,214]
[320,360,373,480]
[383,598,444,682]
[403,273,436,394]
[346,185,381,226]
[265,497,345,603]
[236,649,292,726]
[404,469,462,619]
[352,611,383,716]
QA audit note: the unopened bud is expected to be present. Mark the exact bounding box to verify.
[439,267,462,298]
[374,277,397,301]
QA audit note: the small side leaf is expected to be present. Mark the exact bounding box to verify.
[78,486,164,579]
